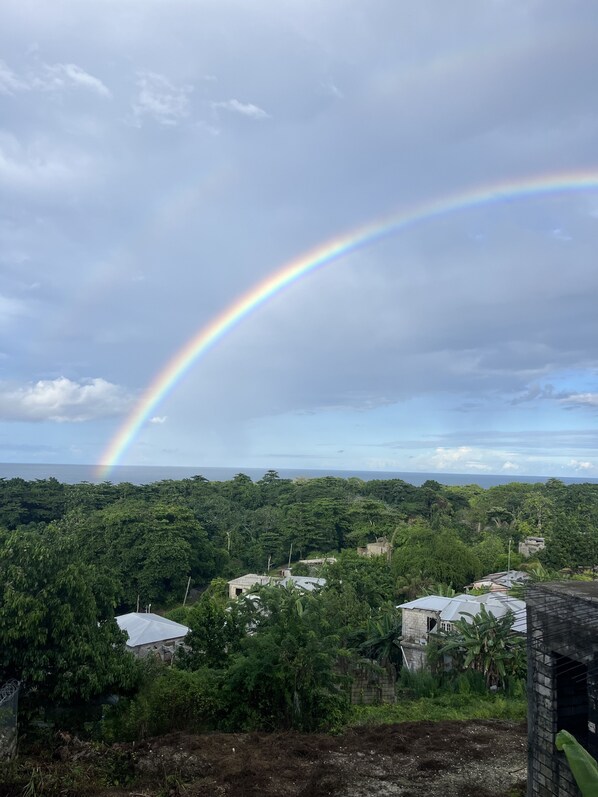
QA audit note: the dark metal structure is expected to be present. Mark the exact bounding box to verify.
[527,582,598,797]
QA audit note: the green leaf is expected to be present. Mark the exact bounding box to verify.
[556,730,598,796]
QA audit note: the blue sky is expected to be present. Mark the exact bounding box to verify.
[1,0,598,478]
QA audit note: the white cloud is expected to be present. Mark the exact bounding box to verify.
[502,461,519,471]
[41,63,111,98]
[430,446,491,471]
[0,59,110,97]
[212,98,270,119]
[0,377,133,422]
[132,72,192,126]
[150,415,167,424]
[561,393,598,409]
[568,459,594,471]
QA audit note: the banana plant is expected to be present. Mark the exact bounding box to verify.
[556,730,598,796]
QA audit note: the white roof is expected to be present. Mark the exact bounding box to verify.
[116,612,190,648]
[280,575,326,592]
[398,593,527,634]
[228,573,274,588]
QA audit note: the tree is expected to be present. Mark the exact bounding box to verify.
[0,526,135,708]
[359,607,402,668]
[222,587,349,731]
[393,525,481,590]
[432,605,525,688]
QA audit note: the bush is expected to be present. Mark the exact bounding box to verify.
[103,664,224,741]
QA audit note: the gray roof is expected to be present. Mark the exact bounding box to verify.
[280,575,326,592]
[116,612,190,648]
[398,593,527,634]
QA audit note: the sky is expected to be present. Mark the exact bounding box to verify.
[1,0,598,478]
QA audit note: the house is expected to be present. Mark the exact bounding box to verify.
[519,536,546,558]
[398,592,526,671]
[357,537,392,559]
[527,581,598,797]
[227,573,275,600]
[116,612,189,659]
[228,572,326,600]
[471,570,530,593]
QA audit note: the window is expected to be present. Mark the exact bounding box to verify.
[427,616,437,632]
[440,621,453,633]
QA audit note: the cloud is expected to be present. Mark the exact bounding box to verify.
[132,71,192,125]
[561,393,598,409]
[502,461,519,471]
[0,377,133,422]
[41,63,111,97]
[0,58,110,97]
[150,416,167,424]
[0,133,89,192]
[0,60,26,94]
[430,446,491,471]
[212,98,270,119]
[568,459,594,471]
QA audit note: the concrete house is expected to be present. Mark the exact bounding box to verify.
[227,573,274,600]
[116,612,189,659]
[398,593,526,671]
[519,536,546,558]
[228,572,326,600]
[357,537,392,559]
[527,581,598,797]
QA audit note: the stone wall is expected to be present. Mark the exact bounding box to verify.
[527,582,598,797]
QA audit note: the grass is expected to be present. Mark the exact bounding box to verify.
[349,692,527,726]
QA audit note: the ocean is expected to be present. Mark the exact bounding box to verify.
[0,462,596,488]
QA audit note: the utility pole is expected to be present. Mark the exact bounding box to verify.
[287,542,293,569]
[507,538,512,573]
[183,576,192,606]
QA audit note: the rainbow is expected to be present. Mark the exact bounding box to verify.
[96,169,598,479]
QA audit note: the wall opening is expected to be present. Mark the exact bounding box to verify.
[555,653,589,748]
[427,617,437,633]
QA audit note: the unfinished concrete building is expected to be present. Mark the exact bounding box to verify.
[527,582,598,797]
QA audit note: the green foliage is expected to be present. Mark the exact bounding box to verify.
[221,587,350,732]
[324,550,395,609]
[431,605,526,688]
[556,730,598,796]
[359,606,402,668]
[177,592,245,670]
[393,525,481,590]
[350,691,526,726]
[0,526,136,708]
[103,662,224,741]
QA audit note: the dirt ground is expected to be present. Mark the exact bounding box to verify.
[4,720,528,797]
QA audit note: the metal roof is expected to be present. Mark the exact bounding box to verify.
[280,575,326,592]
[398,593,527,634]
[116,612,190,648]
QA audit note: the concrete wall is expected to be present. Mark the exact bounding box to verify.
[527,583,598,797]
[400,608,440,672]
[349,661,396,705]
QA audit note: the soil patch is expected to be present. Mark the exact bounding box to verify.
[9,719,527,797]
